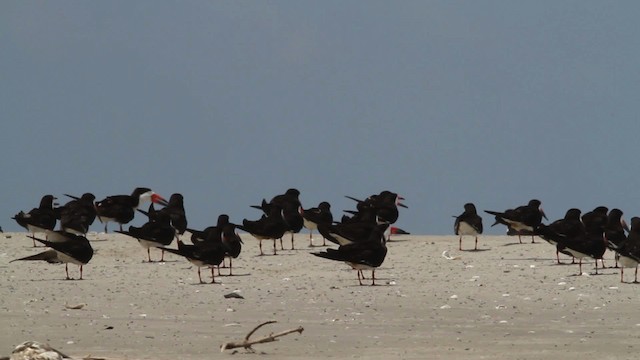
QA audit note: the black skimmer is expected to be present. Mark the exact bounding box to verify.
[221,222,243,276]
[55,193,97,235]
[13,230,94,280]
[387,226,410,241]
[251,188,303,250]
[95,187,169,232]
[312,223,389,285]
[454,203,483,250]
[159,193,188,239]
[345,191,407,225]
[160,239,227,284]
[485,199,547,243]
[536,208,584,264]
[616,217,640,283]
[239,208,288,255]
[581,206,609,267]
[537,224,606,275]
[116,207,175,262]
[187,214,230,247]
[604,208,629,268]
[301,201,333,246]
[12,194,58,247]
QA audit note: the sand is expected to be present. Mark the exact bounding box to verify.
[1,232,639,359]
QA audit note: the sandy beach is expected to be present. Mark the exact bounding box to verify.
[1,232,639,359]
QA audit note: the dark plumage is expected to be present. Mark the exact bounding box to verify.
[56,193,97,235]
[116,208,175,262]
[95,187,169,232]
[15,230,94,280]
[454,203,483,250]
[312,223,389,285]
[302,201,333,246]
[616,217,640,283]
[12,194,58,247]
[485,199,547,243]
[160,239,226,284]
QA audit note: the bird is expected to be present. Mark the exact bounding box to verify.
[485,199,547,243]
[604,208,629,268]
[387,226,410,241]
[239,207,288,255]
[345,191,407,225]
[116,206,175,262]
[13,230,94,280]
[220,222,243,276]
[536,224,606,276]
[55,193,97,235]
[536,208,584,264]
[615,217,640,283]
[251,188,303,250]
[95,187,169,232]
[581,205,609,267]
[312,223,389,286]
[12,194,58,247]
[454,203,483,251]
[301,201,333,247]
[158,193,188,240]
[160,238,227,284]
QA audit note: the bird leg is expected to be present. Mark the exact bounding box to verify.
[160,249,165,262]
[621,267,624,283]
[197,267,204,284]
[291,233,295,250]
[258,240,264,256]
[273,239,278,255]
[211,267,218,284]
[459,236,462,251]
[309,230,313,247]
[357,270,363,286]
[371,270,377,286]
[474,236,478,250]
[635,266,639,284]
[79,265,84,280]
[65,264,71,280]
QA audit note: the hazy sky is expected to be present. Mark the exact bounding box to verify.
[3,1,640,235]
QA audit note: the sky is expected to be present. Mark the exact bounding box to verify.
[2,1,640,235]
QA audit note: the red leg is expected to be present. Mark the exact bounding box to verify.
[79,265,83,280]
[65,264,70,280]
[371,269,376,286]
[197,267,203,284]
[474,236,478,250]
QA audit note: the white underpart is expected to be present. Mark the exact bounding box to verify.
[456,222,478,236]
[347,262,374,270]
[564,248,590,260]
[503,219,532,232]
[138,239,162,250]
[618,255,638,269]
[56,251,84,265]
[303,218,318,231]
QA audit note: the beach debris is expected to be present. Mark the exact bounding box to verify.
[5,341,71,360]
[220,320,304,353]
[441,251,460,260]
[224,292,244,299]
[64,303,87,310]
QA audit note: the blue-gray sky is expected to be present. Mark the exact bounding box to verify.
[3,1,640,235]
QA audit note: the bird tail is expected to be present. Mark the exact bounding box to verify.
[11,249,61,263]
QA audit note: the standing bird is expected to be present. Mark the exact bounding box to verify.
[251,188,303,250]
[12,230,94,280]
[312,223,389,286]
[536,208,584,264]
[116,206,175,262]
[485,199,547,243]
[95,187,169,232]
[536,224,606,276]
[239,207,288,255]
[301,201,333,247]
[12,194,58,247]
[160,238,227,284]
[55,193,97,235]
[454,203,483,251]
[616,217,640,283]
[158,193,188,240]
[221,222,243,276]
[604,208,629,268]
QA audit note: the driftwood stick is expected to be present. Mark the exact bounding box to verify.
[220,321,304,352]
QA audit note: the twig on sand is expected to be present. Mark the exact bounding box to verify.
[220,321,304,353]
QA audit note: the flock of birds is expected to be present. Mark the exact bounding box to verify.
[453,199,640,283]
[8,187,408,285]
